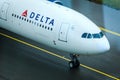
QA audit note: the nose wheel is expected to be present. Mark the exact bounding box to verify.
[69,54,80,69]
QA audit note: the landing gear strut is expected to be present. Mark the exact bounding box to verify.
[69,54,80,69]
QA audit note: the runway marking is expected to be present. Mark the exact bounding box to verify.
[0,32,120,80]
[100,27,120,37]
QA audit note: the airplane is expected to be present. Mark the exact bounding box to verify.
[0,0,110,69]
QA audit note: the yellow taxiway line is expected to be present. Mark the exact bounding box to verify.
[0,31,120,80]
[100,27,120,37]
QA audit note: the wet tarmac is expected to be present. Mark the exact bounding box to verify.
[0,0,120,80]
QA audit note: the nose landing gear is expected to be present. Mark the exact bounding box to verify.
[69,54,80,69]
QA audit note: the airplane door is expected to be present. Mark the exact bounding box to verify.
[58,23,70,42]
[0,2,9,20]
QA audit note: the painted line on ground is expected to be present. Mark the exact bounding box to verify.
[100,27,120,37]
[0,32,120,80]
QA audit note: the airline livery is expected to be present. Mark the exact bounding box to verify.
[0,0,110,69]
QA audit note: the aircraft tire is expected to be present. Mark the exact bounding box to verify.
[69,60,80,69]
[75,60,80,68]
[69,61,74,69]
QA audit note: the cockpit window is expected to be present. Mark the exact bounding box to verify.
[82,33,88,38]
[87,33,92,39]
[81,32,104,39]
[100,32,104,38]
[92,34,100,38]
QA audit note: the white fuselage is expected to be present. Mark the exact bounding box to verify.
[0,0,110,55]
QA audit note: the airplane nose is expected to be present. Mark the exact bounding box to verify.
[99,37,110,53]
[103,40,110,52]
